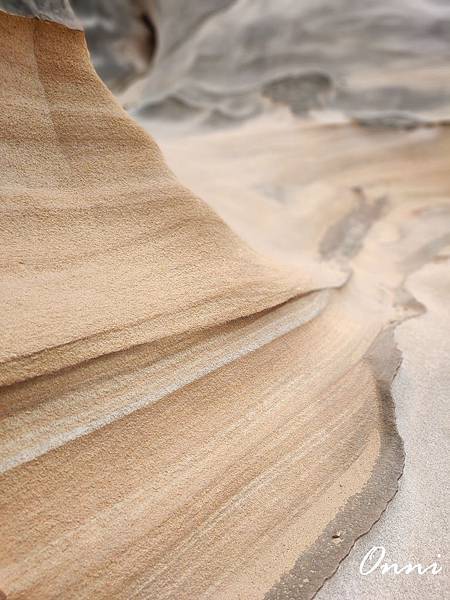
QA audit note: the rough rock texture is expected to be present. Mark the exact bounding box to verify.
[0,5,449,600]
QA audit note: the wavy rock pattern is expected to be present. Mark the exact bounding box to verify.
[1,8,450,600]
[5,1,450,126]
[69,0,450,127]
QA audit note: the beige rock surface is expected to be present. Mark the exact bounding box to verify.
[0,10,449,600]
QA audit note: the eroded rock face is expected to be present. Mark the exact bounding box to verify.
[0,0,79,27]
[1,7,449,600]
[82,0,450,126]
[70,0,156,92]
[3,0,450,125]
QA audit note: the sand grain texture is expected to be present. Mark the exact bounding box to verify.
[0,11,449,600]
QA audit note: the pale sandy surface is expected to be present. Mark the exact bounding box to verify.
[316,259,450,600]
[160,116,450,599]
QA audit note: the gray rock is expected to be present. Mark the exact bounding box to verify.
[0,0,80,28]
[71,0,156,92]
[3,0,450,125]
